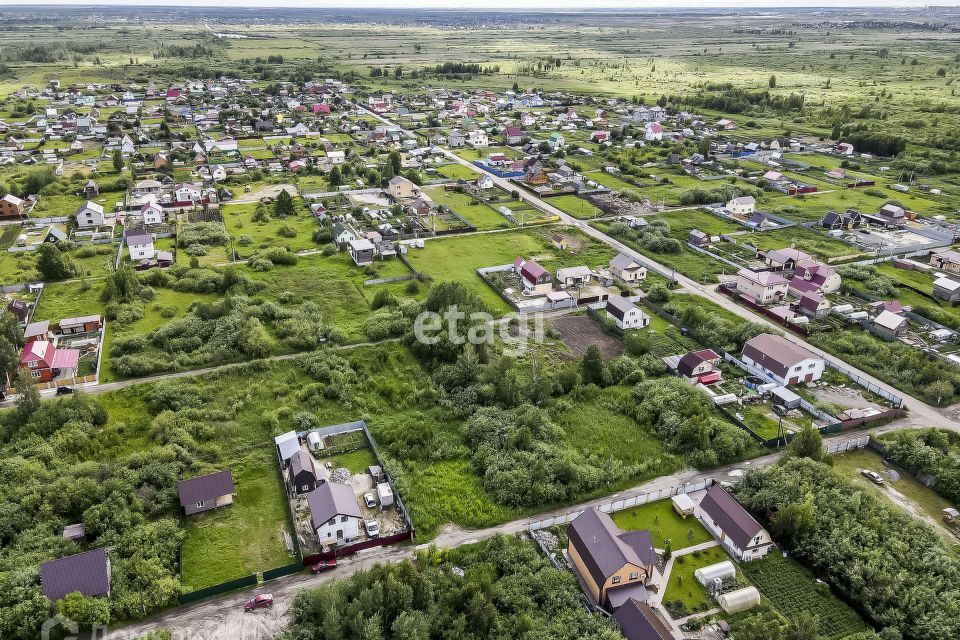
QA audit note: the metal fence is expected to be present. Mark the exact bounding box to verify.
[825,435,870,454]
[527,479,715,532]
[824,360,904,408]
[178,574,258,604]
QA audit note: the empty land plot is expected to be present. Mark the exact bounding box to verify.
[552,314,623,359]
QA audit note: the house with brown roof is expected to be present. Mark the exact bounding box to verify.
[519,259,553,294]
[697,485,772,561]
[741,333,824,386]
[288,450,323,496]
[178,470,235,515]
[567,507,657,610]
[675,349,722,384]
[40,547,111,602]
[612,598,676,640]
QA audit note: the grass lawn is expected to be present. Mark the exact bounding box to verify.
[422,186,512,231]
[33,280,105,321]
[222,203,320,256]
[548,194,604,220]
[663,545,732,615]
[739,553,870,640]
[436,163,479,181]
[611,498,713,550]
[180,460,295,591]
[324,448,378,474]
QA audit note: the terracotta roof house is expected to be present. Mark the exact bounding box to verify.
[178,470,235,515]
[697,485,772,561]
[40,548,111,601]
[612,598,676,640]
[567,507,657,609]
[741,333,824,386]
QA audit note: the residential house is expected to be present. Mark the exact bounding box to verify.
[610,253,647,282]
[796,291,831,320]
[930,249,960,274]
[387,176,420,201]
[288,450,322,496]
[503,127,524,144]
[791,260,841,294]
[548,132,565,149]
[567,507,657,609]
[687,229,710,247]
[519,260,553,294]
[870,309,908,341]
[75,201,105,228]
[556,265,593,288]
[349,238,376,266]
[6,299,30,325]
[879,203,905,221]
[449,129,466,147]
[40,548,111,602]
[821,209,861,231]
[606,296,650,330]
[934,276,960,303]
[408,196,433,216]
[274,431,300,467]
[477,174,494,190]
[612,599,676,640]
[676,349,722,384]
[126,232,154,260]
[698,485,772,561]
[177,470,235,515]
[306,482,362,545]
[467,130,489,147]
[727,196,756,216]
[331,223,357,246]
[58,315,102,334]
[141,202,165,225]
[20,340,79,383]
[762,248,811,272]
[716,118,737,130]
[741,333,824,385]
[735,269,788,304]
[84,180,99,199]
[644,122,663,142]
[0,194,25,220]
[174,184,203,203]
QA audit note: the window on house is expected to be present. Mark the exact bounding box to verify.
[341,515,348,522]
[611,576,621,584]
[629,572,639,580]
[30,370,41,379]
[808,363,816,368]
[336,529,343,540]
[794,366,802,371]
[328,517,335,526]
[196,501,204,508]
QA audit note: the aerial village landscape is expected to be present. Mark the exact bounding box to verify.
[0,3,959,640]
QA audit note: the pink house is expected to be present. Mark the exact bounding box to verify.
[20,341,80,383]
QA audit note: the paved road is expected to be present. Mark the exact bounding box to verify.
[352,101,960,433]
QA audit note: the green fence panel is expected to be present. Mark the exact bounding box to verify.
[178,574,258,604]
[263,563,303,581]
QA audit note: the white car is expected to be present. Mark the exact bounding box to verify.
[861,469,885,485]
[364,518,380,537]
[364,492,377,508]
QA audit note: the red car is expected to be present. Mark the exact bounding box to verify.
[310,559,337,574]
[244,594,274,612]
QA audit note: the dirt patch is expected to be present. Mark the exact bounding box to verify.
[809,384,884,412]
[232,183,298,204]
[588,191,662,217]
[552,315,623,359]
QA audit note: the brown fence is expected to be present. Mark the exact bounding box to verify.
[839,408,906,430]
[302,530,415,565]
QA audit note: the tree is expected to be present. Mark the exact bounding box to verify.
[112,149,124,173]
[924,380,954,406]
[103,264,139,303]
[328,165,342,187]
[36,243,76,281]
[252,202,269,223]
[580,345,609,387]
[769,74,777,88]
[786,425,827,462]
[56,592,111,628]
[785,612,819,640]
[273,189,295,217]
[13,368,40,419]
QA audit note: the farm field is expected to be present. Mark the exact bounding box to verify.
[739,553,871,640]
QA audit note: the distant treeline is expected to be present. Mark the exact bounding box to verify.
[673,86,805,114]
[3,42,104,63]
[837,125,907,156]
[431,62,499,75]
[153,44,217,59]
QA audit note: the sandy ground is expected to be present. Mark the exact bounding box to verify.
[809,383,885,411]
[231,184,298,204]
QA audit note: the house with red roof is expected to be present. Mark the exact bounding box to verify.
[20,339,80,383]
[518,259,553,294]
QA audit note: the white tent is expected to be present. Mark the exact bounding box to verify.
[694,560,736,586]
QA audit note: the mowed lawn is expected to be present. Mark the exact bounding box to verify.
[422,186,512,231]
[180,457,294,591]
[548,194,604,220]
[611,497,713,550]
[663,545,733,614]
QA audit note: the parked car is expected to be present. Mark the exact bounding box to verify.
[364,518,380,537]
[55,386,74,396]
[244,594,274,611]
[861,469,885,485]
[363,492,377,508]
[310,559,337,574]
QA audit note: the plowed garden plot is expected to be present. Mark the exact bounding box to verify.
[553,315,623,359]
